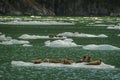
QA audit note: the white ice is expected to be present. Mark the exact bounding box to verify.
[87,24,114,27]
[107,25,120,30]
[19,34,66,39]
[83,44,120,50]
[0,21,75,25]
[0,34,12,41]
[11,61,115,69]
[0,39,29,45]
[57,32,108,38]
[22,44,32,47]
[45,39,81,47]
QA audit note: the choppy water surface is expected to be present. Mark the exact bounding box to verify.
[0,17,120,80]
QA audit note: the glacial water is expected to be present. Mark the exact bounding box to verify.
[0,17,120,80]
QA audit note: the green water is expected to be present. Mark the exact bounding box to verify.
[0,18,120,80]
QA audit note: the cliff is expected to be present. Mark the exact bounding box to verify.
[0,0,120,16]
[0,0,55,15]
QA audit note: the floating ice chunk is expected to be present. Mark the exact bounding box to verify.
[45,39,80,47]
[107,25,120,30]
[118,34,120,36]
[30,15,34,18]
[0,21,74,25]
[83,44,120,50]
[95,21,102,24]
[97,34,108,38]
[0,39,29,45]
[11,61,115,69]
[19,34,66,39]
[19,34,45,39]
[87,23,115,26]
[0,34,12,41]
[57,32,75,37]
[22,44,32,47]
[57,32,108,38]
[75,33,108,38]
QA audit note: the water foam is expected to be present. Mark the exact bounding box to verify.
[57,32,108,38]
[11,61,115,69]
[45,39,81,47]
[83,44,120,50]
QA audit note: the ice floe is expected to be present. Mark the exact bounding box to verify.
[22,44,32,47]
[45,39,81,47]
[11,61,115,69]
[107,25,120,30]
[0,21,75,25]
[57,32,108,38]
[0,34,12,41]
[19,34,66,39]
[83,44,120,50]
[0,39,29,45]
[87,24,114,27]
